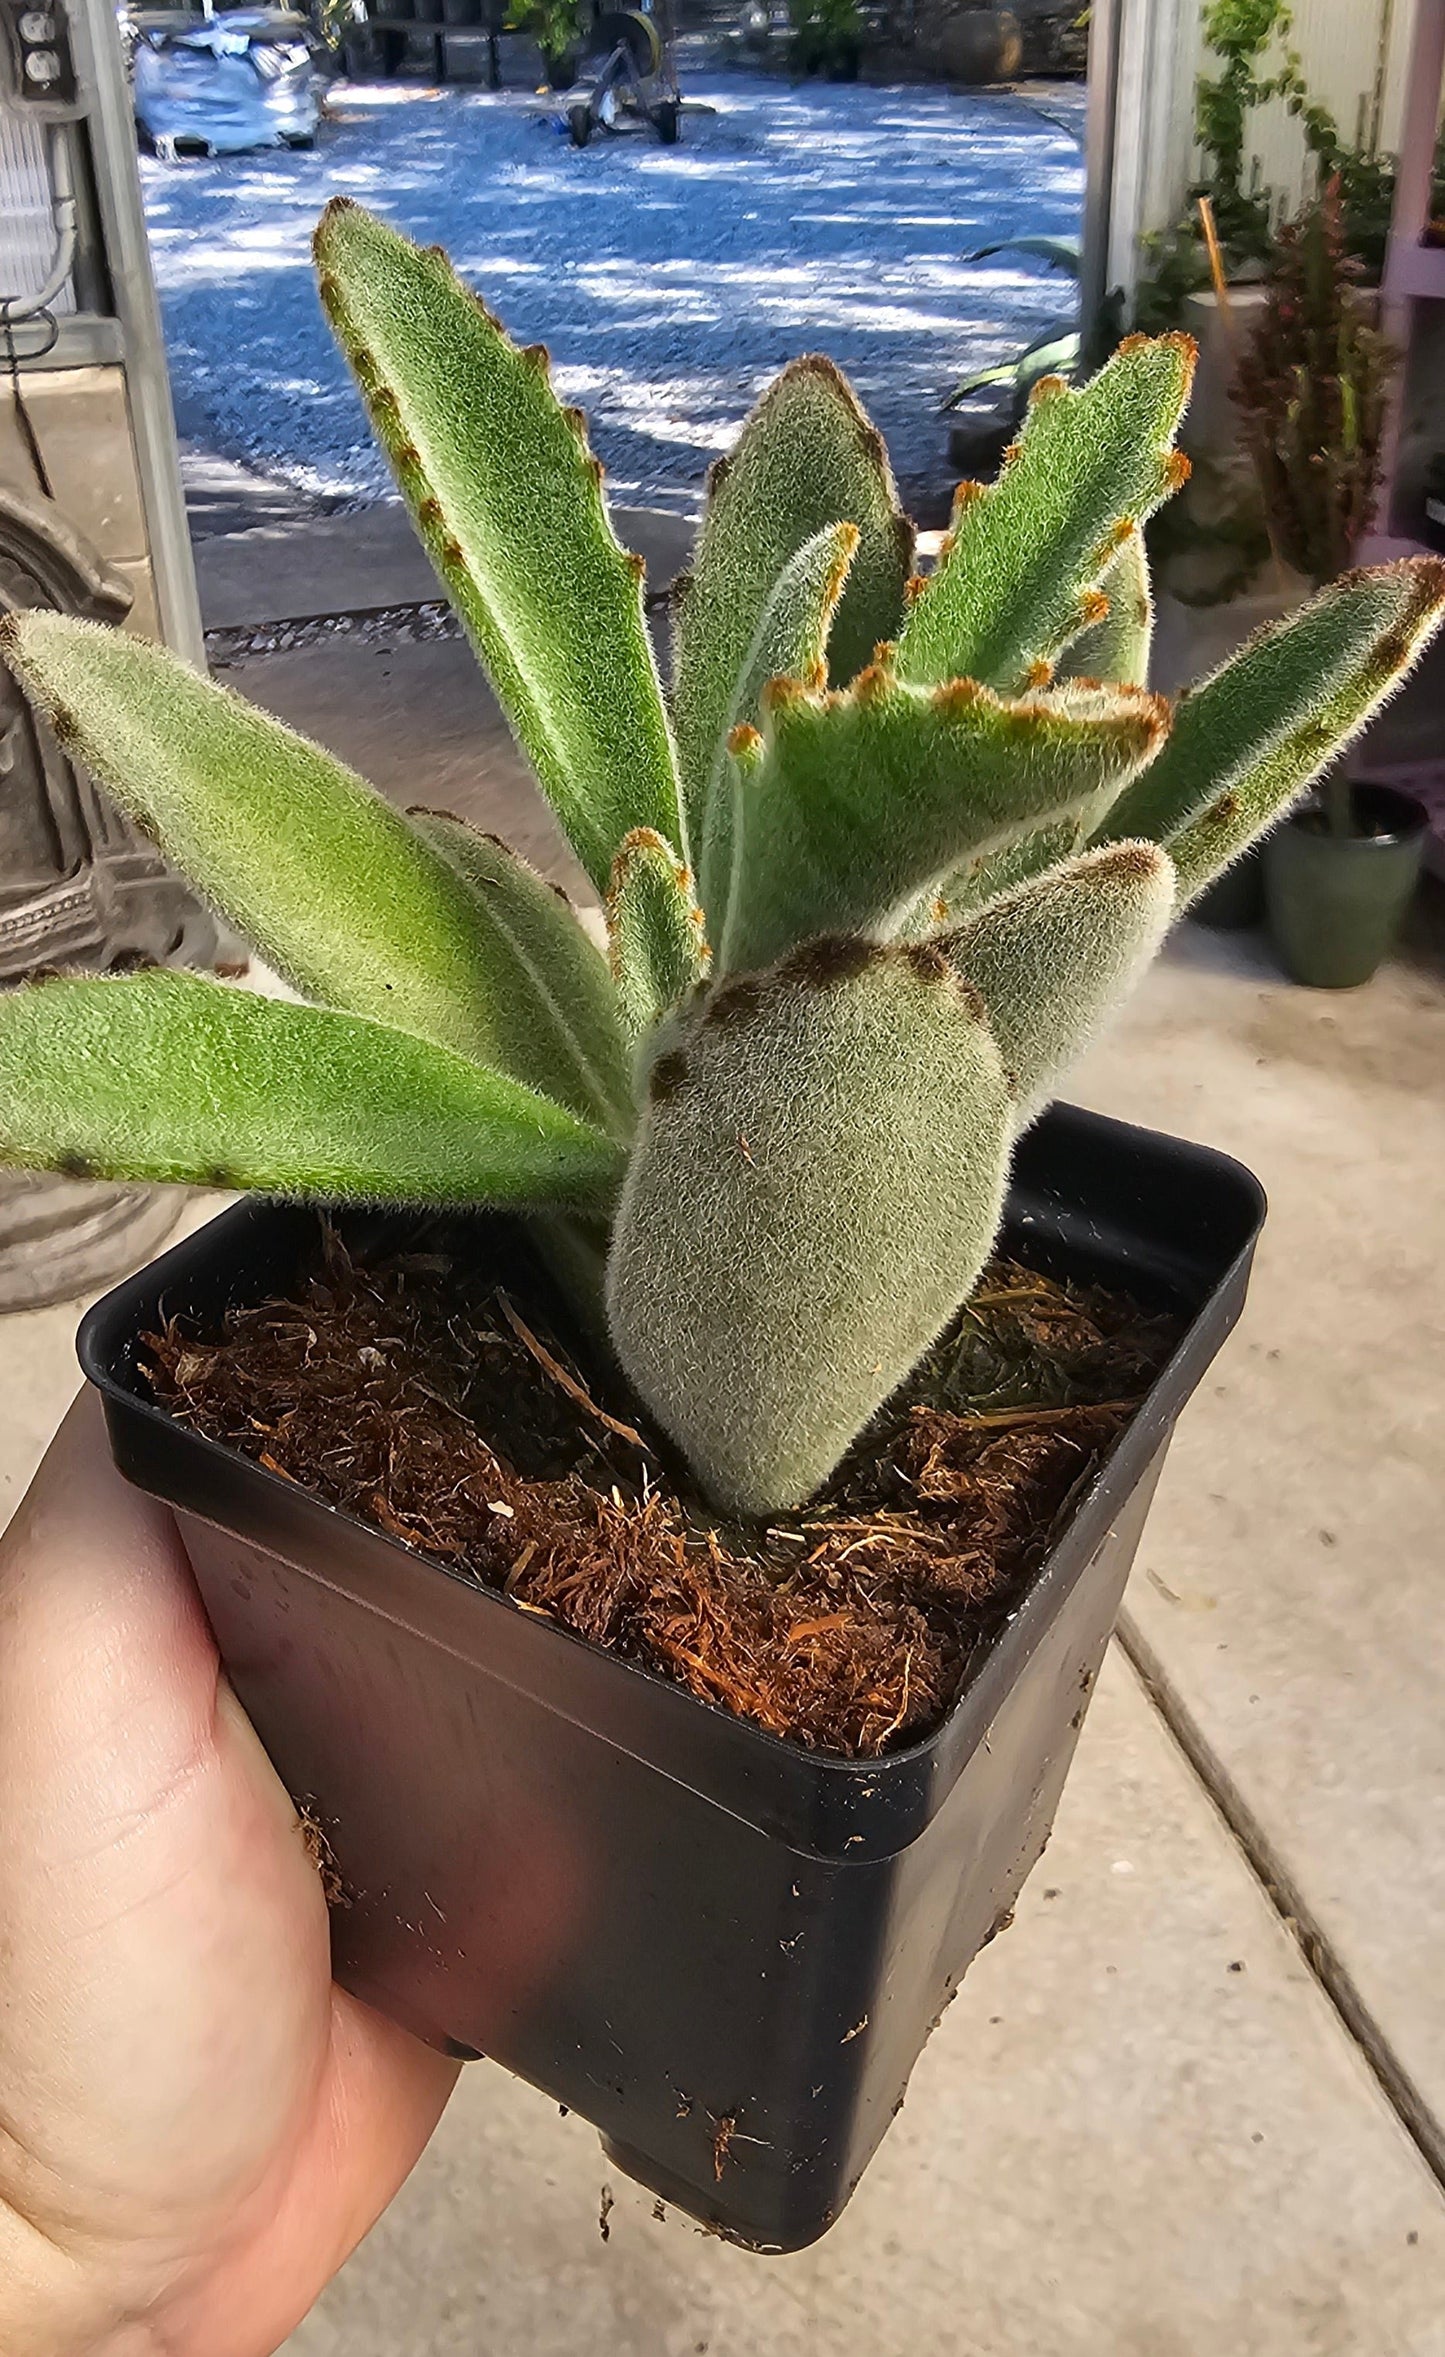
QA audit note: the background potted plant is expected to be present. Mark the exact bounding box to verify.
[1,202,1441,2247]
[787,0,864,79]
[1234,177,1429,988]
[506,0,584,86]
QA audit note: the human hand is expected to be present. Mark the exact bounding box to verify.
[0,1392,459,2357]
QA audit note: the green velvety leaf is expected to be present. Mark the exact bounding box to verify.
[606,939,1013,1515]
[940,329,1080,414]
[900,334,1195,694]
[965,236,1081,273]
[928,822,1082,926]
[1057,526,1154,688]
[945,841,1175,1112]
[716,670,1169,974]
[0,611,539,1074]
[314,199,680,889]
[605,827,707,1045]
[698,519,859,935]
[411,810,633,1133]
[1094,559,1445,901]
[0,973,622,1207]
[672,356,914,844]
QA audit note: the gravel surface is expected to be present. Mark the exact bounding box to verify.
[143,69,1083,522]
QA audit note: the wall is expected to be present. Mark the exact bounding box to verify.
[1238,0,1416,217]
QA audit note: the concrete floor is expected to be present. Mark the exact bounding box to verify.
[4,511,1444,2352]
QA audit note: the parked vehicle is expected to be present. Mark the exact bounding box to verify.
[128,7,320,157]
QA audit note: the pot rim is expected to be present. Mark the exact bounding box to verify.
[1288,781,1430,848]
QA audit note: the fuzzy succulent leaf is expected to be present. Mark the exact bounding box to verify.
[0,610,548,1078]
[606,940,1014,1516]
[0,973,621,1207]
[930,821,1084,926]
[1095,558,1445,901]
[410,810,634,1133]
[717,671,1169,975]
[698,520,859,934]
[1057,526,1154,688]
[313,198,680,890]
[672,356,914,841]
[898,335,1195,694]
[945,841,1175,1115]
[605,828,708,1046]
[902,538,1156,927]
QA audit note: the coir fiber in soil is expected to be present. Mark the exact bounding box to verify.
[144,1227,1179,1759]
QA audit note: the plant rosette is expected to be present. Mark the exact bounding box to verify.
[2,203,1442,2241]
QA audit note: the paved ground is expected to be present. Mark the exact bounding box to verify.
[5,512,1445,2350]
[143,69,1083,521]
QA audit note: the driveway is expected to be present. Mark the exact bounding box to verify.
[142,68,1084,521]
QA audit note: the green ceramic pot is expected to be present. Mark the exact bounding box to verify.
[1264,783,1428,989]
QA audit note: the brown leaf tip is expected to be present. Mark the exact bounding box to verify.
[823,526,861,609]
[782,935,881,989]
[648,1050,688,1104]
[520,342,551,375]
[900,940,951,986]
[703,976,763,1030]
[1370,626,1425,675]
[953,974,989,1024]
[1093,516,1136,566]
[932,676,988,716]
[1094,842,1165,882]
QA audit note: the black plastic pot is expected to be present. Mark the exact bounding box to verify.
[1264,782,1428,988]
[79,1104,1264,2251]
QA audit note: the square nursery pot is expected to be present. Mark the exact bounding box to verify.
[79,1104,1265,2251]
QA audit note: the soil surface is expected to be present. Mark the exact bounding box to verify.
[145,1225,1178,1758]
